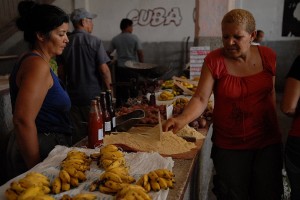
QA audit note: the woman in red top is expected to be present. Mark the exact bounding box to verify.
[281,55,300,200]
[164,9,283,199]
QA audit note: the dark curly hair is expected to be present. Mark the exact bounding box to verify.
[16,1,69,48]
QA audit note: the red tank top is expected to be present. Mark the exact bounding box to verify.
[205,46,281,149]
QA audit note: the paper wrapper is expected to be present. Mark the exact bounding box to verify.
[0,145,174,200]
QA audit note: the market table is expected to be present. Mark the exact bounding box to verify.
[74,124,213,200]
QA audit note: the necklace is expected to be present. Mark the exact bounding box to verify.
[35,47,50,64]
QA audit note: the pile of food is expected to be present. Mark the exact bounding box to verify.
[104,125,204,155]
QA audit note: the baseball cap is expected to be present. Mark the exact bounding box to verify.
[70,8,97,23]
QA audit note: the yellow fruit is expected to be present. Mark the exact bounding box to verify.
[157,177,168,190]
[99,185,117,194]
[51,177,61,194]
[148,171,159,181]
[70,177,79,187]
[18,186,44,200]
[100,171,122,183]
[150,179,160,192]
[61,182,70,191]
[72,193,97,200]
[5,188,18,200]
[59,170,70,183]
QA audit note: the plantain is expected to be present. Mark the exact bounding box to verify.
[148,171,159,181]
[157,177,168,190]
[105,157,126,171]
[59,169,71,183]
[32,195,55,200]
[89,179,101,192]
[51,177,62,194]
[104,180,128,191]
[100,171,122,183]
[5,188,18,200]
[154,169,174,179]
[144,182,151,192]
[99,185,117,194]
[150,179,160,192]
[72,193,97,200]
[100,151,124,160]
[61,182,70,191]
[63,166,78,178]
[70,177,79,187]
[76,170,87,182]
[10,181,26,194]
[100,144,119,154]
[18,186,44,200]
[107,166,129,176]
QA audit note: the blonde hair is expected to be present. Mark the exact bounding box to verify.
[222,9,256,33]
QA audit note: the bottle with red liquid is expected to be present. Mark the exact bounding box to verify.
[106,90,116,132]
[88,99,103,148]
[100,92,112,135]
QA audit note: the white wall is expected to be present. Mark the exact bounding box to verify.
[53,0,299,42]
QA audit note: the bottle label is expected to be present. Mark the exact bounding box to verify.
[105,121,112,131]
[98,128,104,140]
[112,117,116,128]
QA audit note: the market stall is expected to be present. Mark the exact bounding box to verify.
[0,76,213,200]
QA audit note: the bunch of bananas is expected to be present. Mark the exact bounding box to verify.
[95,144,125,171]
[89,145,136,195]
[60,193,97,200]
[116,184,151,200]
[51,150,91,194]
[136,169,175,192]
[172,97,189,107]
[161,80,174,89]
[158,91,174,101]
[5,172,54,200]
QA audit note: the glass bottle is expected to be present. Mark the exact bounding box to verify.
[100,92,112,135]
[149,92,156,106]
[88,100,103,148]
[106,90,116,132]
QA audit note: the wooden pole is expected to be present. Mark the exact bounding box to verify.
[194,0,200,46]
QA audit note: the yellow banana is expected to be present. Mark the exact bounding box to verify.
[61,182,70,191]
[119,174,135,183]
[59,169,71,183]
[100,144,119,154]
[154,169,173,179]
[150,179,160,192]
[10,181,25,194]
[107,166,129,176]
[143,174,149,187]
[99,185,117,194]
[18,186,44,200]
[70,177,79,187]
[72,193,97,200]
[26,172,49,182]
[144,182,151,192]
[148,171,159,181]
[63,166,78,178]
[62,158,85,165]
[62,162,90,172]
[60,194,72,200]
[132,189,152,200]
[105,157,126,171]
[116,184,147,199]
[100,159,114,169]
[89,179,101,192]
[100,171,122,183]
[51,177,61,194]
[32,195,55,200]
[104,180,128,191]
[136,177,144,186]
[77,170,87,182]
[157,177,168,190]
[100,151,124,160]
[165,178,174,189]
[41,185,51,194]
[4,188,18,200]
[67,150,88,158]
[123,191,142,200]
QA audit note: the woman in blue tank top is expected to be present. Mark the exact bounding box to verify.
[6,1,71,179]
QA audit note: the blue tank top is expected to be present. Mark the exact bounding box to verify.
[9,53,72,135]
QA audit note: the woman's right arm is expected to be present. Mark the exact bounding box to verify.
[13,57,52,169]
[163,63,214,133]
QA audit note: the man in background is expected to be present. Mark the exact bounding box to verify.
[252,29,264,45]
[108,18,144,107]
[58,8,112,144]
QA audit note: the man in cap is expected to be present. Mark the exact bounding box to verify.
[58,8,112,144]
